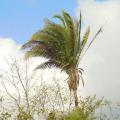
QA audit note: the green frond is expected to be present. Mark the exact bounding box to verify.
[74,11,82,67]
[53,14,65,26]
[77,11,82,54]
[62,11,77,63]
[62,10,74,28]
[24,50,41,60]
[85,27,102,53]
[30,28,66,60]
[34,60,61,70]
[30,30,55,42]
[44,20,70,63]
[81,27,90,53]
[24,45,47,60]
[81,26,103,58]
[21,41,45,49]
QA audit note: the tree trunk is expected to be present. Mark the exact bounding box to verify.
[68,68,79,107]
[73,90,78,107]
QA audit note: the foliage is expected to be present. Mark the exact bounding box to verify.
[22,10,103,107]
[0,112,11,120]
[0,58,72,119]
[47,112,56,120]
[22,11,102,71]
[1,62,119,120]
[17,107,32,120]
[48,96,104,120]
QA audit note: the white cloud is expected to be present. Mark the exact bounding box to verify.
[0,38,67,84]
[0,38,20,55]
[76,0,120,101]
[0,38,21,70]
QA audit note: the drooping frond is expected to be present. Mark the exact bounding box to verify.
[21,41,45,49]
[34,60,61,70]
[22,10,102,72]
[28,20,71,66]
[24,48,45,60]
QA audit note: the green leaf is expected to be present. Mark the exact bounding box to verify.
[81,27,90,53]
[53,14,65,26]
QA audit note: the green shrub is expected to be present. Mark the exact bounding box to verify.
[0,112,11,120]
[59,95,103,120]
[17,107,32,120]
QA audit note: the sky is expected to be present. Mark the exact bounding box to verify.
[76,0,120,101]
[0,0,77,44]
[0,0,120,102]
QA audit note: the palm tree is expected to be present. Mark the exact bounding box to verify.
[22,11,103,107]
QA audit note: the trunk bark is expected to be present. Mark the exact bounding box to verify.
[68,68,79,107]
[73,90,78,107]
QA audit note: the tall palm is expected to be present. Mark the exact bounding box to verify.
[22,11,103,107]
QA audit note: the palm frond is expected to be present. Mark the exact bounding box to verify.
[62,10,78,66]
[81,27,90,50]
[43,20,69,63]
[76,27,90,62]
[76,11,82,66]
[23,45,47,60]
[29,27,66,59]
[21,41,45,49]
[62,11,75,50]
[80,75,85,87]
[81,26,103,58]
[77,11,82,52]
[34,60,60,70]
[24,50,41,60]
[53,14,65,26]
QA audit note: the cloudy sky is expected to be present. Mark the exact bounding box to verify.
[0,0,120,102]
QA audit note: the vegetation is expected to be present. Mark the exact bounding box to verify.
[22,11,103,107]
[48,96,104,120]
[0,10,119,120]
[0,58,120,119]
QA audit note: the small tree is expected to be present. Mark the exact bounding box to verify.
[0,57,72,119]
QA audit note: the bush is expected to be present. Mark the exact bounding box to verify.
[0,112,11,120]
[47,95,104,120]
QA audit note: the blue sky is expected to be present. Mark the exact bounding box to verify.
[0,0,78,44]
[0,0,108,44]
